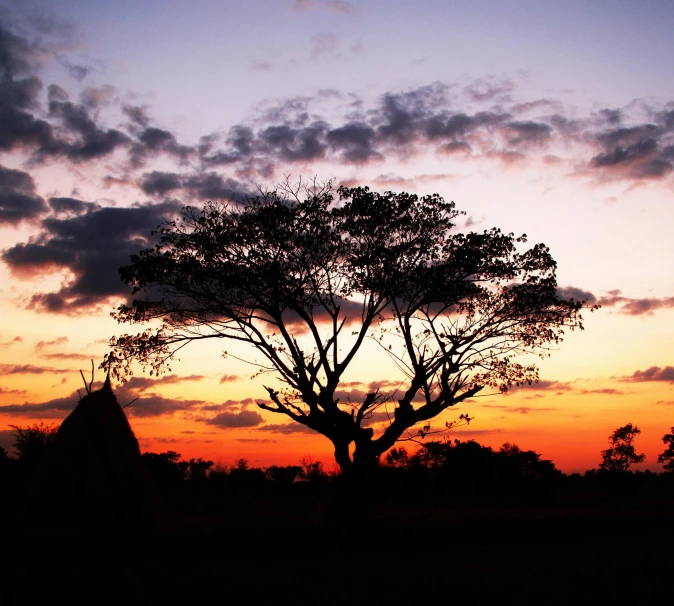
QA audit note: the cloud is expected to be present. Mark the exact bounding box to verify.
[121,393,204,418]
[0,363,72,375]
[597,289,674,315]
[0,164,48,224]
[556,286,597,304]
[198,409,265,428]
[578,388,626,395]
[2,199,182,313]
[257,422,318,434]
[0,393,78,417]
[0,336,22,348]
[504,380,573,394]
[41,352,95,360]
[0,374,208,419]
[508,406,556,414]
[620,366,674,383]
[35,336,69,350]
[119,374,206,393]
[219,374,240,384]
[590,119,674,179]
[201,398,258,412]
[0,385,27,395]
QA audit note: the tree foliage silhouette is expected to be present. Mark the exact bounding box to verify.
[600,423,645,472]
[9,422,57,465]
[658,427,674,473]
[105,179,590,474]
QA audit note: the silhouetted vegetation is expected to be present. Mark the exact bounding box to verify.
[103,179,593,474]
[9,422,57,467]
[600,423,645,472]
[658,426,674,472]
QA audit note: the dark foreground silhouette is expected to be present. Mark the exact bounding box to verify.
[2,428,674,603]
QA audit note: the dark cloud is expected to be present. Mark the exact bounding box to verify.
[183,172,247,201]
[259,121,328,161]
[2,199,181,313]
[199,409,264,428]
[505,380,573,393]
[0,20,40,78]
[505,121,551,146]
[140,171,182,196]
[122,104,151,128]
[326,123,380,163]
[0,363,71,375]
[0,164,48,224]
[44,99,130,162]
[590,116,674,179]
[130,126,193,165]
[0,393,78,417]
[48,196,95,215]
[219,374,240,384]
[556,286,597,304]
[201,398,257,412]
[122,393,204,418]
[257,422,318,434]
[620,366,674,383]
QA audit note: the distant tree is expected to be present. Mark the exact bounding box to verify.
[9,423,57,464]
[265,465,303,485]
[657,427,674,473]
[187,457,214,482]
[0,446,9,461]
[600,423,645,472]
[384,447,411,469]
[141,450,188,485]
[105,179,592,475]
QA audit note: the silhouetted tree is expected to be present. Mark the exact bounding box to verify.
[265,465,303,485]
[10,423,57,465]
[384,447,410,469]
[105,179,591,475]
[141,451,188,486]
[600,423,645,472]
[657,427,674,473]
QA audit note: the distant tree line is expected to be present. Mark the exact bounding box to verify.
[2,422,674,513]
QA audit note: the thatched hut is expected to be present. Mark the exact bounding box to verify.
[34,375,156,524]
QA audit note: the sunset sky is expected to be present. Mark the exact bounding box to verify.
[1,0,673,472]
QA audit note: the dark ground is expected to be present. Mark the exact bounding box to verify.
[3,494,673,605]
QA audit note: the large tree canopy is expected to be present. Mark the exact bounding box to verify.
[105,180,590,474]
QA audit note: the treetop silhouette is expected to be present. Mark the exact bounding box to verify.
[104,179,591,474]
[600,423,645,472]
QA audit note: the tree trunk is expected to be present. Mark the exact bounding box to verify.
[333,440,352,475]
